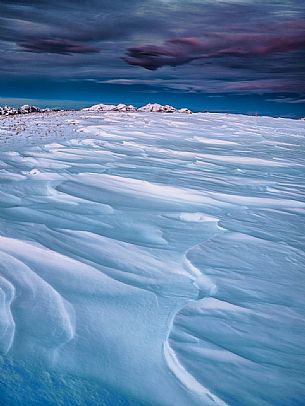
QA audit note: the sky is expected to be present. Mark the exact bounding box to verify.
[1,0,305,117]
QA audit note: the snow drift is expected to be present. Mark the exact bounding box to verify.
[0,111,304,405]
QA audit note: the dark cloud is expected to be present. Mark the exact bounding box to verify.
[123,38,199,70]
[124,22,305,70]
[18,39,100,55]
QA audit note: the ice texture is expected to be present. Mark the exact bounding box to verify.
[0,111,305,405]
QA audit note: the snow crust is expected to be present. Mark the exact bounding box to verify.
[0,111,305,405]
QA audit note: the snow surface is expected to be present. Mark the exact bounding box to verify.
[0,111,305,405]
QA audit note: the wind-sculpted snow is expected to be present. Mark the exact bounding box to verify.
[0,111,305,405]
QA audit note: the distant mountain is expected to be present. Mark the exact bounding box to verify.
[0,103,193,116]
[82,103,192,113]
[82,103,137,112]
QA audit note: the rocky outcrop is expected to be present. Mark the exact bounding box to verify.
[177,108,192,114]
[18,104,41,114]
[0,105,56,116]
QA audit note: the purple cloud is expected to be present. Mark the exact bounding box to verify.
[123,22,305,70]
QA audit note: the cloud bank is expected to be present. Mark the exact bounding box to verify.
[0,0,304,100]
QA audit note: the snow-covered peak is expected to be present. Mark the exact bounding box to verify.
[82,103,137,112]
[83,103,192,113]
[115,103,137,112]
[138,103,176,112]
[82,103,118,112]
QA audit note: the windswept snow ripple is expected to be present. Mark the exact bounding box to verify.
[0,111,305,405]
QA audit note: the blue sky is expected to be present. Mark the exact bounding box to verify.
[1,0,305,117]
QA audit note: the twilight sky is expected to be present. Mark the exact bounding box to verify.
[1,0,305,116]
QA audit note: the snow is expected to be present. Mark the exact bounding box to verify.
[0,111,305,405]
